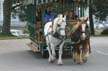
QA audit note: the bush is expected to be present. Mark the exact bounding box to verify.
[101,29,108,35]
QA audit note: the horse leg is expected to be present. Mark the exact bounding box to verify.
[76,44,83,64]
[57,41,64,65]
[72,46,77,62]
[46,37,52,63]
[47,44,52,63]
[50,44,56,62]
[82,39,89,63]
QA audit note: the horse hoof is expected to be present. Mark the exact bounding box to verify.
[48,60,52,63]
[57,63,63,66]
[48,57,56,63]
[51,59,56,63]
[52,58,56,62]
[76,60,83,64]
[48,59,55,63]
[50,60,55,63]
[57,61,63,66]
[48,58,52,63]
[77,62,83,64]
[83,58,87,63]
[58,64,63,66]
[73,59,76,62]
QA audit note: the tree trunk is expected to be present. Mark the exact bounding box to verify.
[2,0,12,35]
[89,3,95,35]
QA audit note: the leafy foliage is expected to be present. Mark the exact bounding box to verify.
[101,29,108,35]
[92,0,108,20]
[2,0,25,35]
[11,0,27,21]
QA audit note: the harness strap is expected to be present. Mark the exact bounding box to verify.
[81,31,86,33]
[56,38,64,47]
[45,32,53,37]
[59,28,65,30]
[45,32,64,48]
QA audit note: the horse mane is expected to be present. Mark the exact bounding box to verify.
[71,17,88,33]
[53,14,63,34]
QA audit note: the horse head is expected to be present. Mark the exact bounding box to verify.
[70,17,89,42]
[79,17,89,40]
[53,14,67,36]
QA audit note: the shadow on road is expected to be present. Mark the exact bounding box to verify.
[28,50,72,59]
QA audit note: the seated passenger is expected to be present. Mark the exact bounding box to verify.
[68,10,78,20]
[42,5,55,28]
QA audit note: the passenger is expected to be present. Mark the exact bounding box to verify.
[42,5,55,27]
[36,7,41,30]
[69,10,78,20]
[35,7,42,44]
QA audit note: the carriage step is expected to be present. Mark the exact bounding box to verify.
[27,41,40,52]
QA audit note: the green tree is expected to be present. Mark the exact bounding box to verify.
[92,0,108,20]
[2,0,23,35]
[2,0,12,35]
[89,0,108,35]
[89,0,95,35]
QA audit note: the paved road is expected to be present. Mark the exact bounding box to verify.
[0,37,108,71]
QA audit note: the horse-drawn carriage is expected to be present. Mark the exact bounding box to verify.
[24,0,91,65]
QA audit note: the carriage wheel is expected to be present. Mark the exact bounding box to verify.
[40,48,48,58]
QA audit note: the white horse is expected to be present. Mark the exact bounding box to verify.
[44,14,66,65]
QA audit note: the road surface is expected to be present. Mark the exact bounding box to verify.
[0,37,108,71]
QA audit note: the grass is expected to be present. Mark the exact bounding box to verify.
[94,28,108,36]
[101,29,108,35]
[0,33,29,40]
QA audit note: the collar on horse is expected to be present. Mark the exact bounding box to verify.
[45,22,65,41]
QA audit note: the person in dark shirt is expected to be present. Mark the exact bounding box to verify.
[36,7,41,29]
[42,5,55,27]
[69,10,78,20]
[35,7,42,44]
[36,8,41,22]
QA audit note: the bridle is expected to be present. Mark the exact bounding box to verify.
[45,16,65,39]
[69,20,89,44]
[80,23,90,41]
